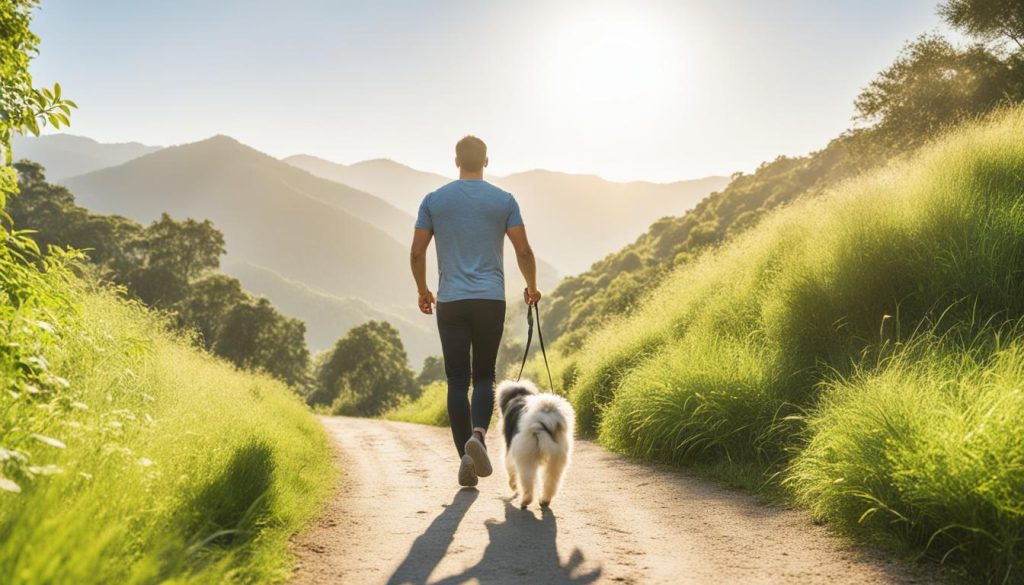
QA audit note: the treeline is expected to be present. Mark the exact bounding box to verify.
[10,161,309,385]
[542,0,1024,351]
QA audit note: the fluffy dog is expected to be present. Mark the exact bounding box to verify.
[496,380,575,509]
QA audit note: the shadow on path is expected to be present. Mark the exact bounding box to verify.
[431,500,602,585]
[387,488,479,585]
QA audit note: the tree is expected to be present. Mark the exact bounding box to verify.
[310,321,417,416]
[940,0,1024,50]
[143,213,225,281]
[175,274,247,349]
[416,355,446,386]
[1,0,76,168]
[214,297,309,387]
[123,214,225,308]
[854,34,1016,150]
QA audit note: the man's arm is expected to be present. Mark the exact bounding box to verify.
[506,225,541,305]
[410,228,435,314]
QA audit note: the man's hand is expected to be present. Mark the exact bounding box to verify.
[418,289,436,314]
[524,287,542,306]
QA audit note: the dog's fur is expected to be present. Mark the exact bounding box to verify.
[496,380,575,509]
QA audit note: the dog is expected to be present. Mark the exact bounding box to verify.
[495,380,575,509]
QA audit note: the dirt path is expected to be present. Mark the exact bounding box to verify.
[291,417,934,585]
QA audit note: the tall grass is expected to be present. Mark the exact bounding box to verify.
[790,334,1024,582]
[383,381,449,426]
[0,282,334,583]
[553,107,1024,581]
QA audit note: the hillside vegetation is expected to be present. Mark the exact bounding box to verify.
[545,109,1024,581]
[0,212,333,582]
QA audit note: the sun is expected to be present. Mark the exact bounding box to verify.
[544,6,674,107]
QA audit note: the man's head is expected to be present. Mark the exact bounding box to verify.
[455,135,488,174]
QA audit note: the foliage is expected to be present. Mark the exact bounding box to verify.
[939,0,1024,49]
[126,212,225,307]
[174,273,247,349]
[556,109,1024,581]
[0,0,76,165]
[310,321,417,416]
[854,34,1023,151]
[0,285,334,583]
[214,297,309,387]
[416,355,446,386]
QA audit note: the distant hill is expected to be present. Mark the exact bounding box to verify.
[284,155,448,211]
[286,154,729,274]
[12,134,160,180]
[495,170,730,274]
[64,136,414,307]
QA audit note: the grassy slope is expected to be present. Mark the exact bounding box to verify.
[382,381,449,427]
[0,282,334,583]
[541,109,1024,581]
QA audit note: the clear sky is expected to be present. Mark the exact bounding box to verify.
[28,0,950,182]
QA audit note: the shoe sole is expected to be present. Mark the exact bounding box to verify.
[465,437,493,477]
[459,456,478,487]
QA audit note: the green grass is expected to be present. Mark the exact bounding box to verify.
[0,282,335,583]
[547,107,1024,581]
[383,381,449,426]
[790,335,1024,582]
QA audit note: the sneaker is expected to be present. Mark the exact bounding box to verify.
[458,454,478,487]
[465,432,493,477]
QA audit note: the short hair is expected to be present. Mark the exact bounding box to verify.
[455,135,487,172]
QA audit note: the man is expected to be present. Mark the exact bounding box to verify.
[410,135,541,487]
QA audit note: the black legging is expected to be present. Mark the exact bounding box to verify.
[436,299,506,458]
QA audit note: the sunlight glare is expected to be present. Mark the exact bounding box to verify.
[544,6,676,110]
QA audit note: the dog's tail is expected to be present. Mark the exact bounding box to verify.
[530,395,575,457]
[496,380,537,414]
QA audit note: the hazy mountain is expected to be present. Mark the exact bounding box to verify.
[11,134,161,181]
[222,258,436,364]
[495,170,731,274]
[61,135,559,363]
[286,155,730,274]
[284,155,447,211]
[64,136,414,306]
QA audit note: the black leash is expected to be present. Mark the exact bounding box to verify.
[516,298,555,391]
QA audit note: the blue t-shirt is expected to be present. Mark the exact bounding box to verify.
[415,179,524,302]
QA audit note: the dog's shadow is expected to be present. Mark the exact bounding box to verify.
[430,498,602,585]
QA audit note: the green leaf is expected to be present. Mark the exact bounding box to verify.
[54,83,61,100]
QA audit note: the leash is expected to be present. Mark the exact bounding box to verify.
[515,297,555,391]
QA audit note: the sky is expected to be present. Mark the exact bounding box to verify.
[28,0,951,182]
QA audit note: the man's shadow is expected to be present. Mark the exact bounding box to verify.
[387,488,480,585]
[431,499,601,585]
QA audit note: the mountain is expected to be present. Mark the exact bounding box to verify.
[221,258,436,365]
[64,136,414,307]
[285,154,730,275]
[284,155,447,211]
[11,134,161,180]
[494,170,731,274]
[61,136,559,361]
